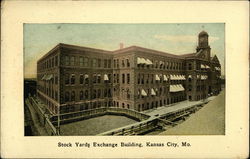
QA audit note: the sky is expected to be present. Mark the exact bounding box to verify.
[24,23,225,78]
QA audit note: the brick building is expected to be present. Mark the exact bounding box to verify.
[36,31,221,115]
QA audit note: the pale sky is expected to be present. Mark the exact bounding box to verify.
[24,23,225,78]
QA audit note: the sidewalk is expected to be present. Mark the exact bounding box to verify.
[25,99,49,136]
[159,90,225,135]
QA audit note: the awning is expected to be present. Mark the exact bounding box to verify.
[42,75,47,80]
[97,74,101,76]
[155,74,160,81]
[159,61,164,65]
[215,67,221,70]
[182,75,186,80]
[151,88,156,96]
[163,75,168,81]
[201,75,208,80]
[84,74,89,78]
[170,84,185,92]
[206,65,210,69]
[141,89,147,96]
[201,64,206,68]
[197,75,200,79]
[170,75,176,80]
[146,59,153,65]
[46,74,53,80]
[104,74,109,81]
[137,57,143,64]
[188,75,192,79]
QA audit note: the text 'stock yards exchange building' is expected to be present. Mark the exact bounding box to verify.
[37,31,222,116]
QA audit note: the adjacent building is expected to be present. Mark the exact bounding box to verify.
[36,31,222,115]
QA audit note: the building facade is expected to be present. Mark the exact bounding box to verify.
[36,31,221,115]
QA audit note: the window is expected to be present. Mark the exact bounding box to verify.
[70,74,75,85]
[104,59,107,68]
[98,59,101,67]
[122,74,125,84]
[55,56,58,66]
[141,74,144,84]
[127,89,130,99]
[122,60,125,67]
[70,56,75,66]
[108,89,111,97]
[52,57,54,67]
[80,74,84,84]
[65,92,69,102]
[104,89,108,97]
[65,74,69,85]
[113,74,116,83]
[126,59,130,67]
[97,74,101,83]
[116,59,119,68]
[92,59,97,67]
[108,59,111,68]
[55,91,58,101]
[71,91,75,101]
[84,74,89,84]
[113,59,116,68]
[188,63,192,70]
[55,76,58,85]
[65,56,69,66]
[84,90,89,99]
[93,74,97,84]
[84,57,89,67]
[79,57,84,66]
[127,74,130,84]
[138,74,140,84]
[92,89,97,99]
[155,61,158,68]
[151,74,154,84]
[80,91,83,100]
[146,74,149,84]
[97,89,101,98]
[116,74,119,83]
[108,74,111,83]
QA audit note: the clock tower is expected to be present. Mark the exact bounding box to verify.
[196,31,211,60]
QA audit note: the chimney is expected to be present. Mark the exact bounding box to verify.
[119,43,124,49]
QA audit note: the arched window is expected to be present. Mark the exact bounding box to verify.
[65,74,69,85]
[70,74,75,85]
[65,92,69,102]
[80,74,84,84]
[71,91,75,101]
[80,91,83,100]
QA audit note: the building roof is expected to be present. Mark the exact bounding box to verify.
[179,53,196,57]
[199,30,208,36]
[113,45,183,59]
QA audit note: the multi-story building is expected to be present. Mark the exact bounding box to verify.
[36,31,221,115]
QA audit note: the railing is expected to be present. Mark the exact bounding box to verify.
[98,101,206,136]
[51,107,150,125]
[28,97,58,135]
[98,118,160,136]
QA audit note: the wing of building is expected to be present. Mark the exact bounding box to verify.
[36,31,222,116]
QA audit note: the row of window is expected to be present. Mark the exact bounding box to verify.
[137,59,184,70]
[137,95,186,111]
[64,73,131,85]
[65,56,112,68]
[64,89,112,102]
[38,55,58,71]
[113,59,130,68]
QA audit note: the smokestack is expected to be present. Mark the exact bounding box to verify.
[119,43,124,49]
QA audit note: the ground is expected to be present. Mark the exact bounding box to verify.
[60,115,137,135]
[159,89,225,135]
